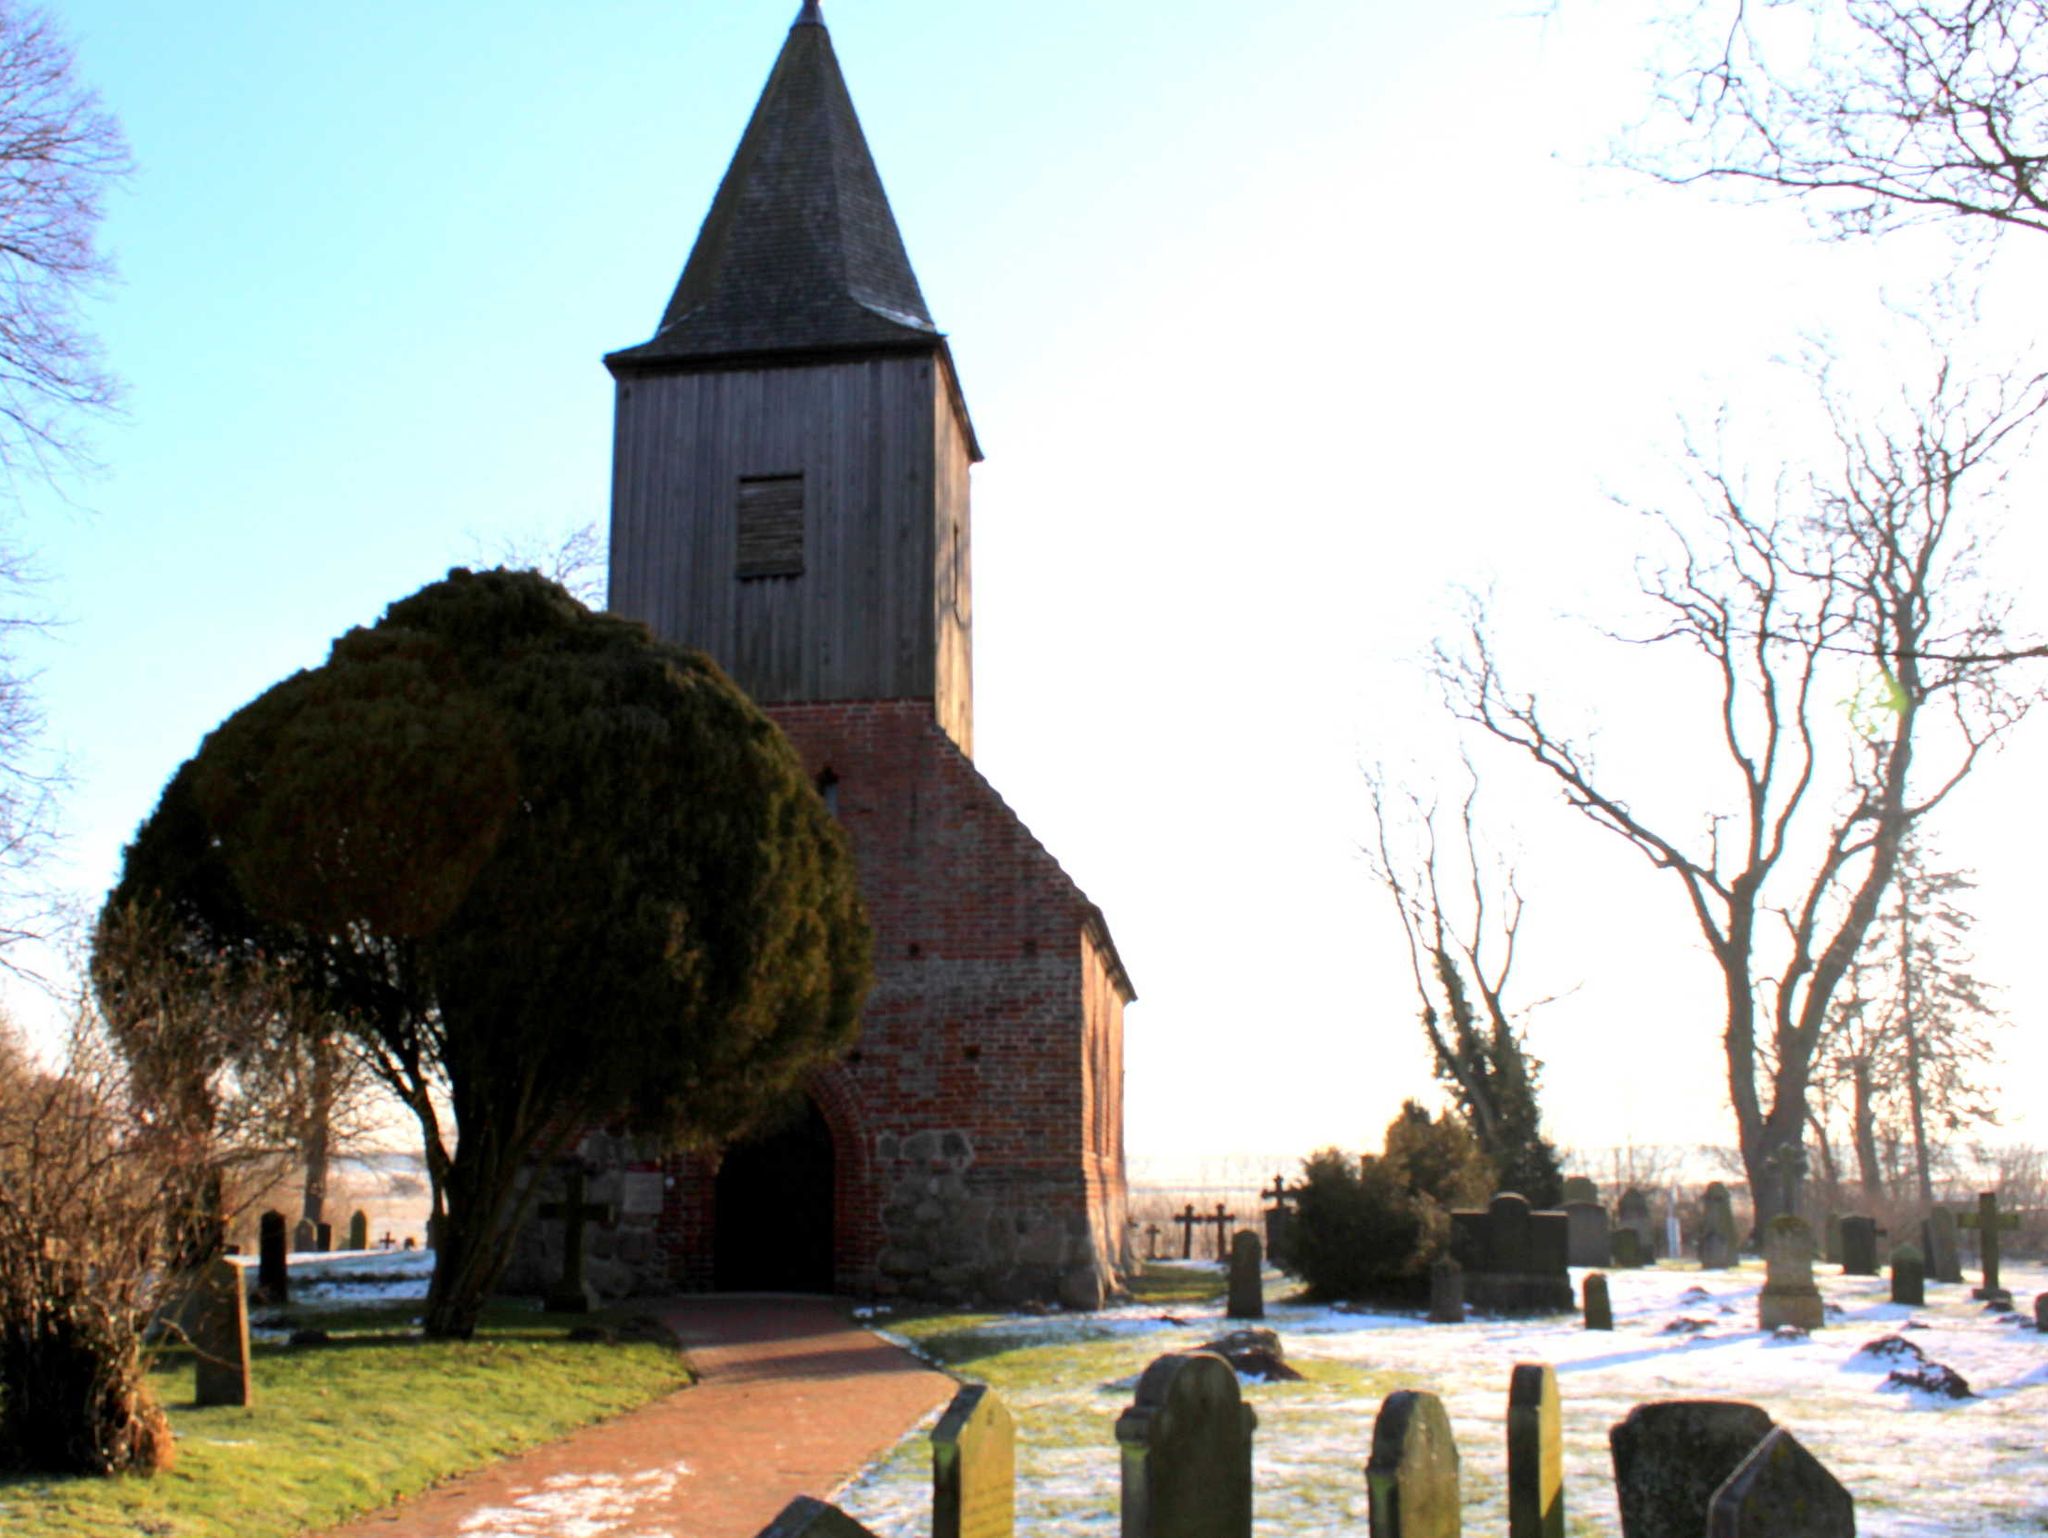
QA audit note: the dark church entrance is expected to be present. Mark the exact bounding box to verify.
[712,1096,836,1292]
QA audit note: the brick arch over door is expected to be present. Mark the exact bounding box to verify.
[804,1060,878,1293]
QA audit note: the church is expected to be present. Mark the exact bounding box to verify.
[509,2,1135,1308]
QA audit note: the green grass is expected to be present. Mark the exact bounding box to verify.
[0,1299,692,1538]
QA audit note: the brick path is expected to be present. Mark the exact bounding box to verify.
[314,1297,956,1538]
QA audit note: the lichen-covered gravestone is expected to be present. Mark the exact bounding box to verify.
[347,1209,369,1251]
[1507,1363,1564,1538]
[1697,1184,1737,1270]
[932,1382,1014,1538]
[257,1210,289,1304]
[1226,1229,1263,1321]
[1428,1255,1464,1324]
[1758,1216,1823,1332]
[1838,1215,1879,1277]
[1366,1389,1460,1538]
[1890,1243,1925,1306]
[1583,1272,1613,1332]
[1705,1428,1854,1538]
[192,1256,252,1407]
[1115,1352,1256,1538]
[1609,1400,1774,1538]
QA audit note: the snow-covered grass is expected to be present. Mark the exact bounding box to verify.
[837,1260,2048,1538]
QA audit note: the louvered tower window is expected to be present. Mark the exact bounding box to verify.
[736,474,805,578]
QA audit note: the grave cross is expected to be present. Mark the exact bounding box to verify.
[1209,1202,1235,1262]
[1175,1203,1200,1260]
[1956,1190,2021,1299]
[1144,1223,1161,1261]
[1263,1175,1287,1208]
[539,1165,617,1314]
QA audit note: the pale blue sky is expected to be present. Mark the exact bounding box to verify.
[14,1,2046,1172]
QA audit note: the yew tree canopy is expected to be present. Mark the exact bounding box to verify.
[110,568,870,1146]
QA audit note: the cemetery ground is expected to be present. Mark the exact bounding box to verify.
[842,1257,2048,1537]
[0,1252,690,1538]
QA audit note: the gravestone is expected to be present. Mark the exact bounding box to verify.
[1823,1213,1843,1266]
[1610,1228,1646,1270]
[1564,1201,1611,1268]
[1698,1184,1736,1269]
[1366,1389,1460,1538]
[1609,1400,1775,1538]
[1958,1190,2019,1299]
[1705,1428,1854,1538]
[1261,1176,1294,1270]
[292,1217,317,1254]
[1924,1207,1962,1284]
[1889,1243,1925,1306]
[1447,1194,1572,1311]
[754,1496,883,1538]
[1114,1352,1256,1538]
[2035,1293,2046,1334]
[257,1210,288,1304]
[191,1256,252,1407]
[1617,1188,1655,1260]
[540,1165,617,1314]
[316,1221,333,1253]
[932,1382,1013,1538]
[1583,1272,1613,1332]
[347,1210,369,1251]
[1428,1256,1464,1324]
[1838,1215,1878,1276]
[1665,1187,1682,1262]
[1226,1230,1263,1321]
[1757,1216,1823,1332]
[1560,1175,1598,1205]
[1507,1362,1564,1538]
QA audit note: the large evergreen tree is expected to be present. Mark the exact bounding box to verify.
[103,569,871,1336]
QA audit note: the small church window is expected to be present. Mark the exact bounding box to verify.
[736,474,804,578]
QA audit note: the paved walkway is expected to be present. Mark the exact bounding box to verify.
[315,1297,956,1538]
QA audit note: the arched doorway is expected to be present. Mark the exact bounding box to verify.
[713,1095,836,1292]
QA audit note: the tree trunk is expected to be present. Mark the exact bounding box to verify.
[300,1036,334,1227]
[1852,1058,1884,1201]
[1898,892,1935,1206]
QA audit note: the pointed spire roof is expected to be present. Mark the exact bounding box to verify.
[608,6,940,368]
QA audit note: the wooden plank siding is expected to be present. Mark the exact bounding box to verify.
[609,348,977,756]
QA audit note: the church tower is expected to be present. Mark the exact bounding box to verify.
[571,3,1133,1310]
[606,0,977,754]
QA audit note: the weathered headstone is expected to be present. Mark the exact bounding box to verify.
[1507,1363,1564,1538]
[1115,1353,1256,1538]
[1564,1201,1611,1268]
[315,1221,333,1253]
[1889,1242,1925,1306]
[1617,1188,1654,1260]
[1560,1175,1599,1205]
[1583,1272,1613,1332]
[1838,1215,1878,1276]
[1705,1427,1854,1538]
[1611,1228,1646,1270]
[1448,1194,1572,1311]
[1757,1216,1823,1332]
[753,1496,883,1538]
[292,1217,317,1254]
[1428,1256,1464,1324]
[347,1210,369,1251]
[1366,1389,1460,1538]
[932,1382,1013,1538]
[1226,1229,1264,1321]
[1698,1183,1736,1269]
[1260,1176,1293,1270]
[1958,1190,2020,1299]
[539,1165,617,1314]
[1609,1400,1775,1538]
[257,1210,289,1304]
[2034,1293,2047,1334]
[1924,1207,1962,1284]
[191,1257,252,1407]
[1823,1212,1843,1266]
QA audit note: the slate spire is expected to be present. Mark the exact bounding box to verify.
[608,7,938,367]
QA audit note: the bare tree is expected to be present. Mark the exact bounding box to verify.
[471,519,607,607]
[1437,359,2046,1227]
[1632,0,2048,242]
[1365,765,1565,1205]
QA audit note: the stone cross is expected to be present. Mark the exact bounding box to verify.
[1957,1190,2020,1299]
[1582,1272,1612,1331]
[932,1382,1013,1538]
[1837,1215,1879,1276]
[257,1210,289,1304]
[1175,1203,1200,1260]
[1226,1230,1263,1321]
[191,1256,252,1407]
[1704,1428,1854,1537]
[1365,1389,1460,1538]
[1507,1362,1564,1538]
[1757,1216,1823,1332]
[1114,1352,1257,1538]
[1889,1242,1925,1306]
[1609,1400,1774,1538]
[347,1210,369,1251]
[1208,1203,1234,1262]
[1261,1175,1294,1266]
[1143,1223,1161,1261]
[540,1165,617,1314]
